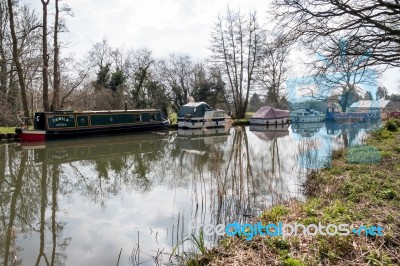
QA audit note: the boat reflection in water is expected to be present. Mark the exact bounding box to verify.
[19,133,168,164]
[176,128,230,155]
[325,121,381,147]
[325,121,381,136]
[291,122,324,138]
[249,124,289,140]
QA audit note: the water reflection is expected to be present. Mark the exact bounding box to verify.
[0,124,378,265]
[293,121,381,169]
[325,121,381,147]
[249,125,289,140]
[291,122,324,138]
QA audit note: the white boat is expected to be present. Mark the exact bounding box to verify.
[291,109,325,123]
[249,106,289,125]
[177,102,227,129]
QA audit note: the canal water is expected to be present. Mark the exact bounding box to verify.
[0,122,380,265]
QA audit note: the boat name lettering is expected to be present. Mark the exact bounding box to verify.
[55,122,68,127]
[50,116,73,123]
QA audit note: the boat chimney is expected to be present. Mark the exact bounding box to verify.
[125,103,128,111]
[187,96,195,103]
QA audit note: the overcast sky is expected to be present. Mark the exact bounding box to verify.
[37,0,268,59]
[26,0,398,93]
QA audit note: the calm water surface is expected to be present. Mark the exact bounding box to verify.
[0,122,379,265]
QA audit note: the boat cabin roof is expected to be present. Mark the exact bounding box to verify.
[178,102,217,117]
[37,109,161,115]
[182,102,210,108]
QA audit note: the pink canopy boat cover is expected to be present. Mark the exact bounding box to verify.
[251,106,289,119]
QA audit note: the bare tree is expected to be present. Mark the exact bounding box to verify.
[89,38,113,69]
[125,48,155,108]
[210,8,264,118]
[310,38,375,112]
[257,35,291,108]
[41,0,50,111]
[58,57,91,109]
[272,0,400,67]
[6,0,29,119]
[157,54,195,112]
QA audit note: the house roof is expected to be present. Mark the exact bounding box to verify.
[349,100,390,109]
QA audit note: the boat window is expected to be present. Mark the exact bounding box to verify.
[141,113,150,122]
[178,106,195,117]
[149,114,156,121]
[179,105,208,118]
[134,115,141,122]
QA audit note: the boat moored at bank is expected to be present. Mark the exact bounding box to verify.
[177,102,227,129]
[16,109,169,141]
[325,107,381,122]
[291,108,325,123]
[249,106,289,125]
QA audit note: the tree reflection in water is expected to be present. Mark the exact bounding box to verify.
[0,124,376,265]
[0,147,69,266]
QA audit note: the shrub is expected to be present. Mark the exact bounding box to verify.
[385,119,398,132]
[371,128,393,140]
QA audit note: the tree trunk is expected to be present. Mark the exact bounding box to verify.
[52,0,60,110]
[41,0,50,111]
[0,48,6,95]
[0,2,8,95]
[6,0,30,120]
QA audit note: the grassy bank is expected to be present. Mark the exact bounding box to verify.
[0,127,15,134]
[190,120,400,265]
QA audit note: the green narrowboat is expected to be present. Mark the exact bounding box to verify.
[16,109,169,141]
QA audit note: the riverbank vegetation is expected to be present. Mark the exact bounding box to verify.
[0,127,14,134]
[187,120,400,265]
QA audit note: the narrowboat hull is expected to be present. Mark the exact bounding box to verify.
[325,107,381,122]
[325,112,381,122]
[17,109,169,141]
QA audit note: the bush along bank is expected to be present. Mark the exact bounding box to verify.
[0,127,19,141]
[189,120,400,266]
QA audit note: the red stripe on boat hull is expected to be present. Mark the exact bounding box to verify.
[19,132,46,141]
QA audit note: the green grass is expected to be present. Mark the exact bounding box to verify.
[245,112,255,119]
[0,127,15,134]
[189,119,400,265]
